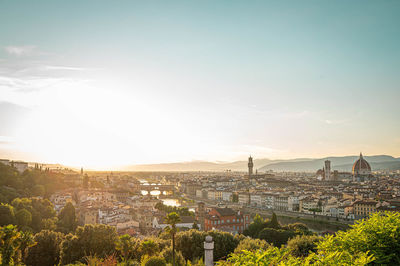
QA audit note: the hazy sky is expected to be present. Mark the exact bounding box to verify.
[1,1,399,169]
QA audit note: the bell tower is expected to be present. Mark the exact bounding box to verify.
[248,156,253,177]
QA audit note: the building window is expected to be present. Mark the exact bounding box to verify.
[233,218,235,222]
[221,220,224,224]
[227,219,230,223]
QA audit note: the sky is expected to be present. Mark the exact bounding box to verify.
[0,1,400,169]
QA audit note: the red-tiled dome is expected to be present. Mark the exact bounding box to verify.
[352,153,371,174]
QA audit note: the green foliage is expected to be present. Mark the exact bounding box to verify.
[18,230,35,264]
[160,247,185,266]
[140,240,159,257]
[26,230,64,266]
[57,202,77,233]
[116,234,140,262]
[0,203,15,226]
[318,212,400,265]
[173,229,241,262]
[0,164,70,206]
[192,221,199,230]
[243,214,268,238]
[60,224,118,265]
[84,254,118,265]
[141,255,167,266]
[258,228,296,247]
[234,238,269,254]
[283,222,313,235]
[7,197,57,232]
[154,202,194,217]
[15,208,32,228]
[32,184,45,197]
[207,230,240,261]
[174,229,205,261]
[287,235,321,257]
[266,212,280,229]
[219,246,374,266]
[164,212,181,266]
[0,225,20,266]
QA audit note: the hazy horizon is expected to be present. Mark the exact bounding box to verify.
[1,1,400,168]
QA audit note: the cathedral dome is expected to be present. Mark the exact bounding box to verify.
[352,153,371,175]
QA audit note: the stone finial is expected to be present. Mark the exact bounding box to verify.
[204,236,214,266]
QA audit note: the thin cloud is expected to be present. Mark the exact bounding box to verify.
[4,45,36,56]
[324,119,348,125]
[44,65,90,71]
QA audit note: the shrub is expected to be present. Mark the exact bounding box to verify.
[141,255,167,266]
[287,235,321,257]
[318,212,400,265]
[258,228,296,247]
[160,247,185,266]
[234,238,269,254]
[26,230,64,266]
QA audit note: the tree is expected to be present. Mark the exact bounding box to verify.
[25,230,64,266]
[116,234,140,262]
[258,228,296,247]
[164,212,181,266]
[287,235,321,257]
[192,221,199,230]
[32,184,45,197]
[243,214,267,238]
[140,239,159,257]
[0,225,20,266]
[284,223,312,235]
[266,212,280,229]
[234,238,270,254]
[0,204,15,226]
[160,247,185,266]
[208,230,240,261]
[57,202,77,233]
[15,208,32,228]
[60,224,118,265]
[174,229,206,261]
[318,212,400,265]
[17,230,35,265]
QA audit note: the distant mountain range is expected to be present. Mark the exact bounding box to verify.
[123,155,400,172]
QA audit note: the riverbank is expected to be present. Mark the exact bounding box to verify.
[183,194,351,233]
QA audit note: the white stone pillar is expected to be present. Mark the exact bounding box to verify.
[204,235,214,266]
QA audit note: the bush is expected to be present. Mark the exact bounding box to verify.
[318,212,400,265]
[258,228,296,247]
[60,224,118,265]
[141,255,167,266]
[284,223,313,235]
[234,238,269,254]
[219,246,374,265]
[287,235,321,257]
[26,230,64,266]
[160,247,185,266]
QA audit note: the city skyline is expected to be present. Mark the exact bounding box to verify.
[1,1,400,169]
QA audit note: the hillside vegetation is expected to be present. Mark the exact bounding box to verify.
[1,212,399,265]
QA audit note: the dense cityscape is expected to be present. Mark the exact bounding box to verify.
[3,152,400,237]
[1,154,400,265]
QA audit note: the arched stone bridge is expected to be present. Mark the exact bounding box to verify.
[139,184,176,193]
